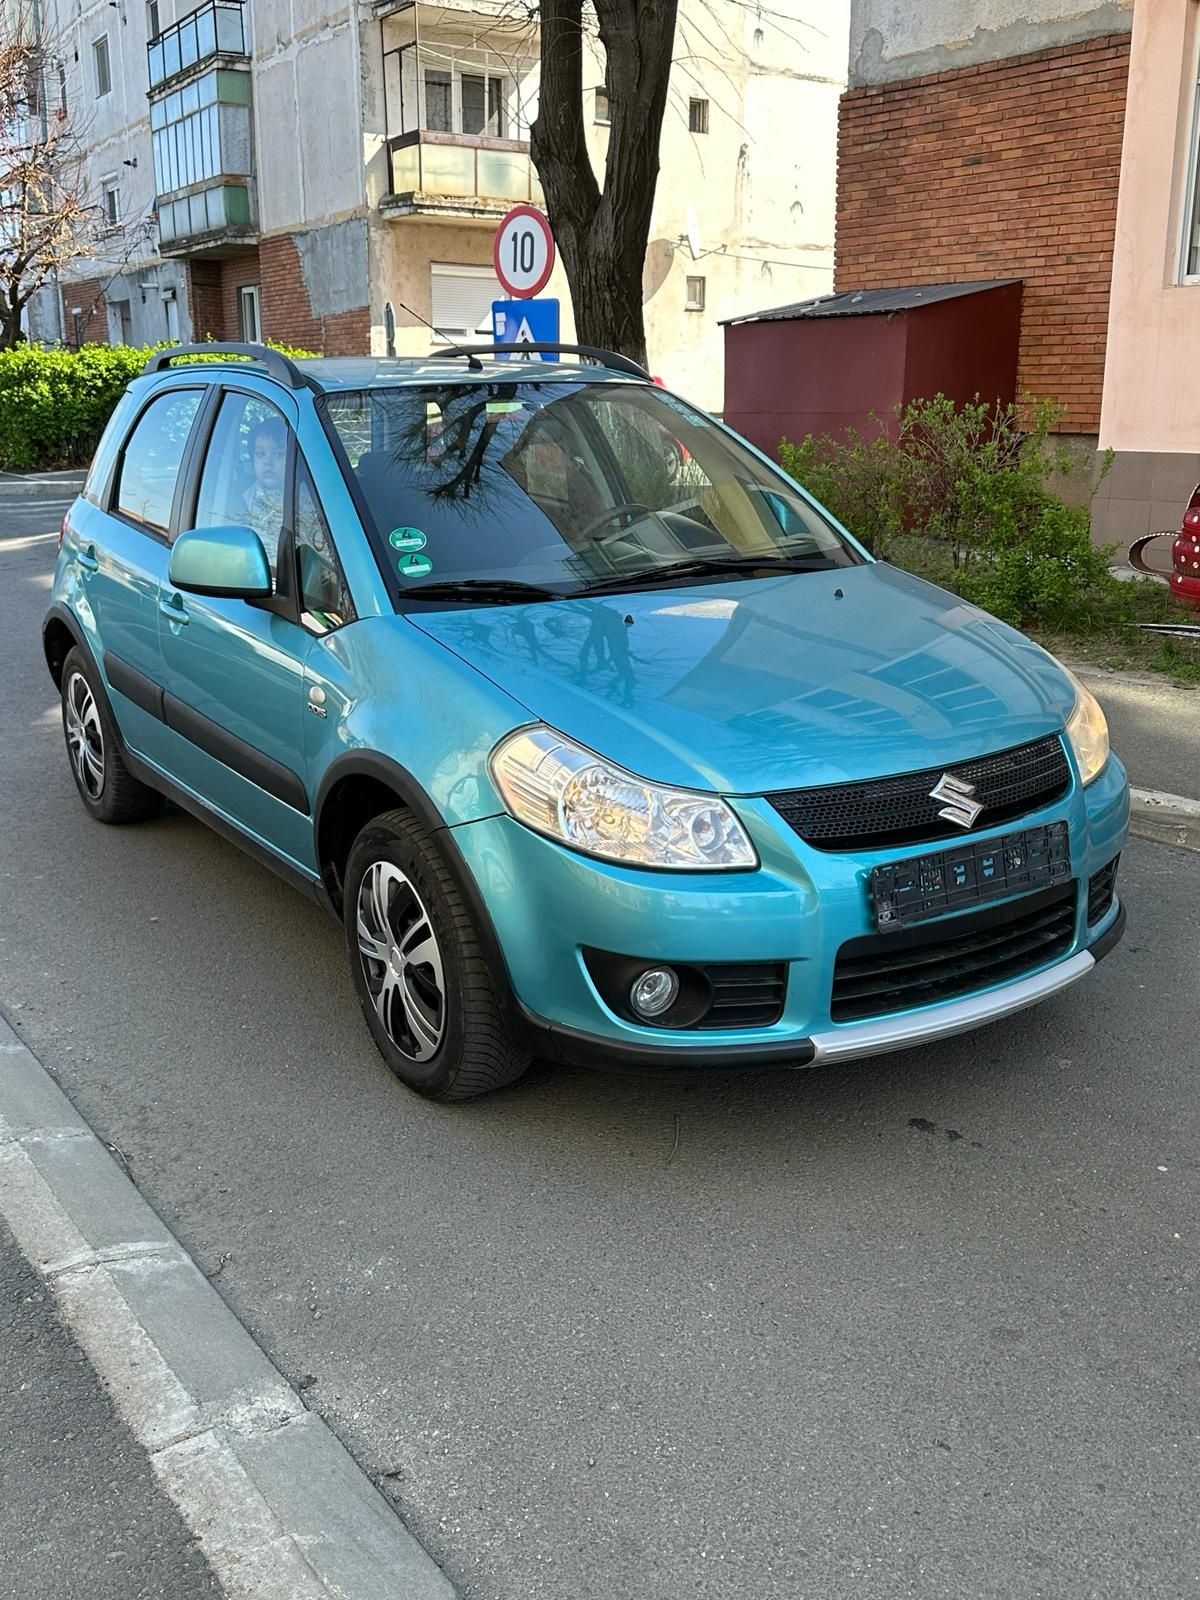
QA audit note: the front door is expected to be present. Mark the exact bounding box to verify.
[86,385,205,767]
[155,386,317,873]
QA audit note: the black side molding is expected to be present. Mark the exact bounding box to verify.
[102,652,309,816]
[104,653,165,722]
[162,692,310,815]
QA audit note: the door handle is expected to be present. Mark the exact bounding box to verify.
[77,545,99,573]
[158,594,190,625]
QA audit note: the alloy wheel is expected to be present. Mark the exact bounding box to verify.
[65,671,105,800]
[356,860,446,1062]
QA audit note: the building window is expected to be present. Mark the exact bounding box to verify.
[595,88,610,125]
[422,67,507,139]
[147,1,161,41]
[1183,49,1200,281]
[430,262,503,341]
[112,300,133,344]
[424,68,452,132]
[93,35,112,98]
[102,180,121,227]
[238,284,261,343]
[686,275,706,312]
[688,98,709,135]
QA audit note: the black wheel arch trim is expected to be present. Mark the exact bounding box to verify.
[42,603,92,687]
[314,751,524,1023]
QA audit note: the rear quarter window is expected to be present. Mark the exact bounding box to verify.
[83,388,140,507]
[114,388,204,534]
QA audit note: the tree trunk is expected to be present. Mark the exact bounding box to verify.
[531,0,679,371]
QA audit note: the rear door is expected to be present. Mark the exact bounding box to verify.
[155,382,337,874]
[78,383,205,765]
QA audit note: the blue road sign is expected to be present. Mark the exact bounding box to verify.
[492,298,561,360]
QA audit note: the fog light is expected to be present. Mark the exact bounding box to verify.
[630,966,679,1019]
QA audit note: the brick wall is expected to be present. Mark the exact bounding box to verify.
[187,262,225,341]
[258,235,369,355]
[836,34,1131,433]
[60,279,109,347]
[220,252,262,341]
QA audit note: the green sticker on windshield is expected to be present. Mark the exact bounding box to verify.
[397,552,433,579]
[389,527,427,552]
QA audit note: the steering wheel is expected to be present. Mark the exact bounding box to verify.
[576,502,652,545]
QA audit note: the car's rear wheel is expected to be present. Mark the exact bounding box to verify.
[344,808,531,1101]
[60,647,161,824]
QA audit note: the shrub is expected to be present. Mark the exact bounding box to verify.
[0,340,317,471]
[778,394,1166,633]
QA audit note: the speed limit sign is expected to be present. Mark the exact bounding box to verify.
[493,204,555,299]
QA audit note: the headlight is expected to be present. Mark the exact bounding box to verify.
[1064,673,1110,785]
[489,726,758,870]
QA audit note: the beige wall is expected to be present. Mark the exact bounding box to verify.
[366,0,845,410]
[1101,0,1200,454]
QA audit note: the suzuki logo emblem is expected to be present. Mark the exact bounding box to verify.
[929,773,983,829]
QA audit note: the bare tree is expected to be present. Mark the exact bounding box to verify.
[531,0,679,369]
[0,1,99,348]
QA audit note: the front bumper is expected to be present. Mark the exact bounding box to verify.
[451,752,1129,1071]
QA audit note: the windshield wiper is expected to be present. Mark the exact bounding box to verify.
[400,578,564,605]
[575,554,841,595]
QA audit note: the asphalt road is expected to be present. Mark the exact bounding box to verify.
[3,510,1200,1599]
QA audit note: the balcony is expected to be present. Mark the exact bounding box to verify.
[148,2,255,254]
[157,181,255,255]
[380,1,539,222]
[383,130,541,222]
[148,0,247,91]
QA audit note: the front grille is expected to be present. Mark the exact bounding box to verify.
[696,963,787,1029]
[1087,855,1120,925]
[768,735,1070,853]
[831,882,1077,1023]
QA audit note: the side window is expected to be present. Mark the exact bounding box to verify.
[193,392,289,573]
[115,389,203,534]
[295,459,355,634]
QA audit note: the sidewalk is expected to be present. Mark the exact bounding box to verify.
[0,1011,456,1600]
[0,1220,221,1600]
[1072,662,1200,849]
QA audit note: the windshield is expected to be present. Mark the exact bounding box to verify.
[323,379,860,600]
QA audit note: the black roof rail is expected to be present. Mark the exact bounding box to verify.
[429,343,651,381]
[142,342,312,389]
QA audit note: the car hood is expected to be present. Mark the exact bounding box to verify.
[408,563,1079,795]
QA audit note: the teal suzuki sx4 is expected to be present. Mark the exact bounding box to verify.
[44,343,1128,1100]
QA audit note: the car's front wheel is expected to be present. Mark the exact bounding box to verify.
[60,647,162,824]
[344,809,531,1101]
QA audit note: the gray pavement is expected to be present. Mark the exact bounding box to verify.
[0,1217,220,1599]
[1074,665,1200,802]
[3,505,1200,1598]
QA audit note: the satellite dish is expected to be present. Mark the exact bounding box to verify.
[684,202,702,262]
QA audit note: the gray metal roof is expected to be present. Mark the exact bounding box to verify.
[721,280,1022,327]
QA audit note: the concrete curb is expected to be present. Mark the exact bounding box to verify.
[0,472,86,502]
[0,1011,455,1600]
[1128,787,1200,853]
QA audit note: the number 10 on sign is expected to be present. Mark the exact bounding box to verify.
[493,205,556,299]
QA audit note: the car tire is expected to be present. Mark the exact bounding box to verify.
[60,647,162,824]
[344,808,532,1101]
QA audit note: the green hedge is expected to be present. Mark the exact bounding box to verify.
[0,341,317,471]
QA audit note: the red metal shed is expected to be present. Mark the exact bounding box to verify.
[721,280,1024,456]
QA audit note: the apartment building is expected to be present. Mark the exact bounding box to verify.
[27,0,848,408]
[828,0,1200,539]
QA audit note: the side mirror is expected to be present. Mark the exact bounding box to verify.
[168,525,272,599]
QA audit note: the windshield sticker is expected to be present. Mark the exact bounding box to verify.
[389,527,427,552]
[397,552,434,579]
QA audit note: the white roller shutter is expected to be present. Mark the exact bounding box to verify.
[430,262,502,341]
